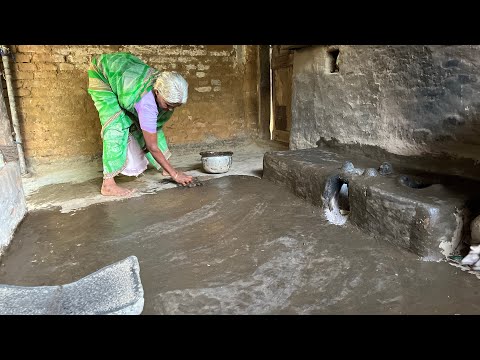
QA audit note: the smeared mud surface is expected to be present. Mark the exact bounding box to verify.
[2,176,480,314]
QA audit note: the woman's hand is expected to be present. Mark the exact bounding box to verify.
[173,171,193,186]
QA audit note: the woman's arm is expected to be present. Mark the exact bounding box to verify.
[142,130,193,185]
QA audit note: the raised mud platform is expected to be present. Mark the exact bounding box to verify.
[263,148,480,261]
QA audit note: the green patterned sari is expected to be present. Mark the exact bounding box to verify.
[87,52,173,179]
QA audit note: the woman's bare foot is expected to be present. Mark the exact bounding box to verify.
[101,178,134,196]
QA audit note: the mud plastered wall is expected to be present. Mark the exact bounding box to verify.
[0,85,26,253]
[1,45,259,164]
[0,89,13,148]
[291,45,480,161]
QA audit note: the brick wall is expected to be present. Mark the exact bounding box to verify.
[1,45,259,163]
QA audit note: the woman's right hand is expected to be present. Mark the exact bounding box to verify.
[174,171,193,186]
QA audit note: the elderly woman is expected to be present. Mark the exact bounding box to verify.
[87,52,193,196]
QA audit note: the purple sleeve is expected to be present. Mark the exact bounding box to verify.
[134,91,158,133]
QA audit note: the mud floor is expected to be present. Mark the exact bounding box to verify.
[1,176,480,314]
[22,139,286,213]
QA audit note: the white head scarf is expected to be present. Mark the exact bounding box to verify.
[153,71,188,104]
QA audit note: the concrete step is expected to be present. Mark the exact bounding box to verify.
[0,255,144,315]
[263,148,479,260]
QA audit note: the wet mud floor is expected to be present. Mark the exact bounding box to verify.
[1,175,480,314]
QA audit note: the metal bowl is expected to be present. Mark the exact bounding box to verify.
[199,151,233,174]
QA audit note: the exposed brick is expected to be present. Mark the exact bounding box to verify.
[50,46,73,56]
[34,72,57,80]
[16,88,31,97]
[70,47,108,56]
[58,63,75,71]
[17,45,50,53]
[195,86,212,93]
[197,64,210,71]
[17,63,36,72]
[73,63,90,71]
[206,45,233,52]
[12,72,33,80]
[146,57,174,64]
[66,54,90,64]
[36,63,57,71]
[177,57,200,63]
[32,54,65,63]
[12,80,25,89]
[14,54,32,63]
[30,79,50,88]
[209,51,232,57]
